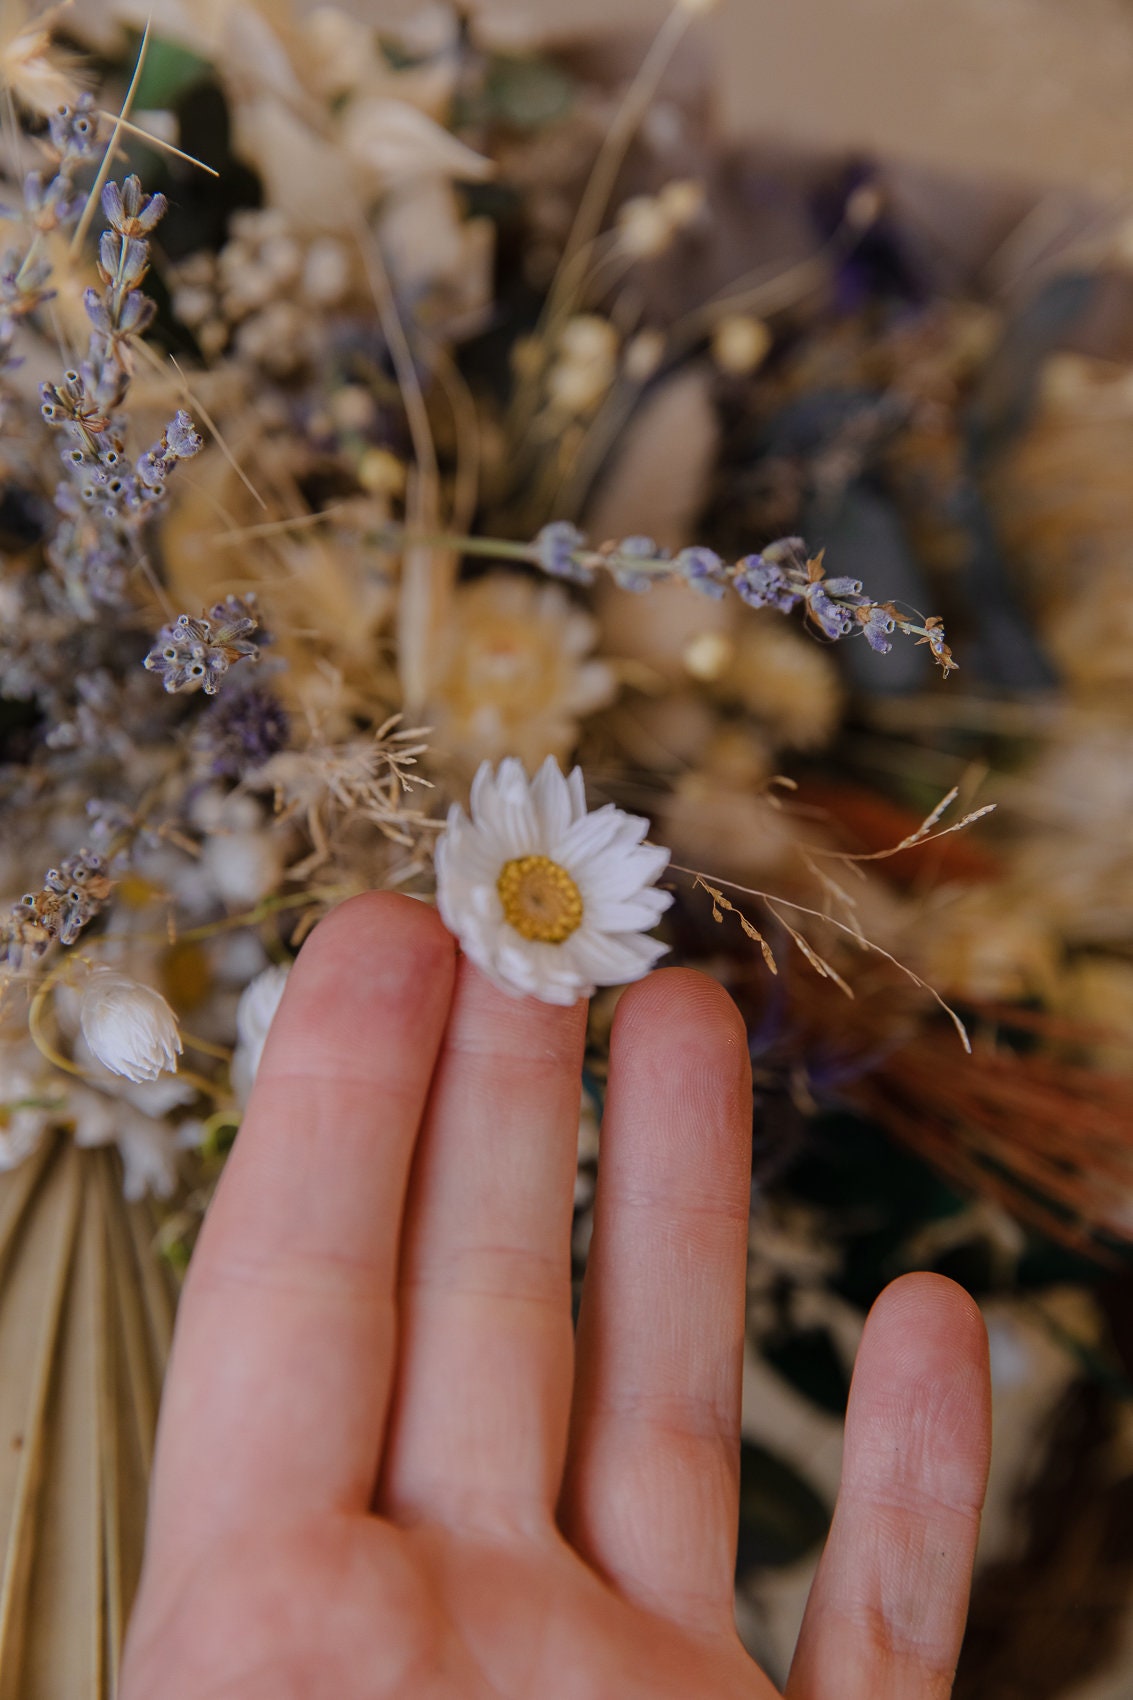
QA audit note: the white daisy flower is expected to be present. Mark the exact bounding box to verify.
[435,757,673,1006]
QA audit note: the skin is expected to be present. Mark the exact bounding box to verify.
[122,891,992,1700]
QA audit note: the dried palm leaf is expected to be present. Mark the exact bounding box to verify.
[0,1137,174,1699]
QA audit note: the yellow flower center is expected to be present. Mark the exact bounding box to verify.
[497,855,583,944]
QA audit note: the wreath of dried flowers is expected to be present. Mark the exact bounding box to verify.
[0,0,1126,1275]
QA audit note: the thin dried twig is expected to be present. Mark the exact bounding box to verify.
[693,876,777,973]
[679,864,971,1050]
[70,16,149,256]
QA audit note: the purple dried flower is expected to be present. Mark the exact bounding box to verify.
[98,231,150,291]
[47,96,98,160]
[24,170,82,232]
[195,684,291,778]
[733,555,802,614]
[102,177,167,238]
[532,521,592,583]
[166,410,203,460]
[144,598,261,696]
[609,535,665,593]
[859,605,895,654]
[805,582,854,640]
[823,575,867,599]
[676,546,727,598]
[3,847,113,966]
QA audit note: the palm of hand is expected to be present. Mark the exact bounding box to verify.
[138,1511,775,1699]
[123,895,990,1700]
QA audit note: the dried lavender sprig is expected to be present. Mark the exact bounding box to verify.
[143,595,262,697]
[1,848,113,970]
[38,174,202,612]
[0,95,100,396]
[536,528,955,672]
[363,519,957,675]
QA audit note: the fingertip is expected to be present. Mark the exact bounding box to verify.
[864,1272,989,1376]
[851,1272,991,1511]
[299,890,455,979]
[613,966,750,1081]
[259,892,456,1080]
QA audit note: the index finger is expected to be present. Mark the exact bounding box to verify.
[145,892,455,1563]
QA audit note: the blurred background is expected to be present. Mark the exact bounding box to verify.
[4,0,1133,1694]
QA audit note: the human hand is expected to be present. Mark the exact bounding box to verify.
[122,892,991,1700]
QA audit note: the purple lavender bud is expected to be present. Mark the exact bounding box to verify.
[617,535,663,558]
[118,237,150,290]
[533,521,592,583]
[117,291,156,336]
[103,177,167,236]
[610,535,665,593]
[675,546,727,599]
[48,95,97,159]
[859,606,895,654]
[733,554,802,614]
[100,181,124,228]
[806,584,854,640]
[144,602,260,695]
[83,288,110,332]
[823,575,866,600]
[761,535,808,569]
[165,410,203,459]
[136,448,165,490]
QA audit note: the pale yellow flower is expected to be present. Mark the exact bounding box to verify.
[724,618,844,750]
[429,574,616,771]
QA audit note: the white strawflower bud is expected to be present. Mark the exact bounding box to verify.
[79,968,182,1084]
[231,964,290,1103]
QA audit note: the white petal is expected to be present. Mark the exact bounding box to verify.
[584,887,672,931]
[568,928,669,985]
[530,755,573,844]
[578,840,672,903]
[469,761,495,817]
[566,766,588,822]
[555,803,638,865]
[486,759,542,857]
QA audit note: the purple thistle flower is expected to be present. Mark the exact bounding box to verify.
[196,684,291,778]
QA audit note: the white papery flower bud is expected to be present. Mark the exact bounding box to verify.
[79,968,182,1084]
[231,964,290,1103]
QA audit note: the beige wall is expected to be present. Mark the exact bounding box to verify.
[460,0,1133,198]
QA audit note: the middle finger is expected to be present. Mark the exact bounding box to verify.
[377,957,586,1533]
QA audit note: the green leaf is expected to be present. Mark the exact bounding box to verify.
[128,34,211,110]
[484,54,575,128]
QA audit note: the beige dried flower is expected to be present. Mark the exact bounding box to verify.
[712,314,772,376]
[1,18,81,114]
[723,618,844,749]
[546,316,619,417]
[429,574,617,771]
